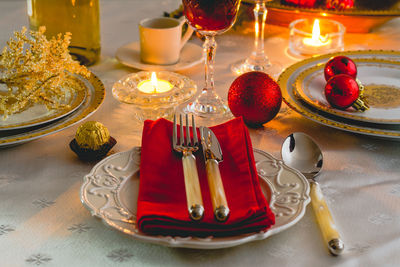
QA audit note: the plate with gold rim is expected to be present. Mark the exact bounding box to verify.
[278,50,400,140]
[0,75,87,130]
[0,72,105,147]
[294,58,400,125]
[80,147,310,249]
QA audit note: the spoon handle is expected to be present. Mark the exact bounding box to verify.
[310,182,344,256]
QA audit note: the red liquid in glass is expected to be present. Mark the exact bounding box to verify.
[183,0,240,32]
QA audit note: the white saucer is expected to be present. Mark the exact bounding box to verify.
[115,42,203,71]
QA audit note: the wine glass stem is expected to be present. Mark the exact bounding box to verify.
[203,35,216,94]
[253,1,267,59]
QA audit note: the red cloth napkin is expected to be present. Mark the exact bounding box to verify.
[137,117,275,237]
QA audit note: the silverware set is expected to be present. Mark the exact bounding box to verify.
[173,114,229,222]
[172,115,342,255]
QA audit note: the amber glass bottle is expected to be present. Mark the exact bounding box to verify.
[28,0,101,66]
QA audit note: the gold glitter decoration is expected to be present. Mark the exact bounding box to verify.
[75,121,110,150]
[363,84,400,109]
[0,27,89,118]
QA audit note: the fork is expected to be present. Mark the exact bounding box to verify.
[173,114,204,221]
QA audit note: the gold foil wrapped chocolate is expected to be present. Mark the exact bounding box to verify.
[70,121,116,161]
[75,121,110,150]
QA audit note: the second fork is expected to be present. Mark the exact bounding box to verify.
[173,114,204,221]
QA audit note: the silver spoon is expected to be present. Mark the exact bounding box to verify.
[281,132,344,256]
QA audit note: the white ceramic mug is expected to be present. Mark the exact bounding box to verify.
[139,17,194,65]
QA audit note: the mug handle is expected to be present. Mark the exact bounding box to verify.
[179,16,194,49]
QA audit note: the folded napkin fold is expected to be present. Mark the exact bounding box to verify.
[137,117,275,237]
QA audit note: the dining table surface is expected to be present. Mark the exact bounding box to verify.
[1,0,400,266]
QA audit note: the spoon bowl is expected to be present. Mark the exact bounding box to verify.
[281,132,323,179]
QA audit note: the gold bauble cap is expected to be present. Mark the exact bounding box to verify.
[75,121,110,150]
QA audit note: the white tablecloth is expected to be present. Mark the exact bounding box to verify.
[1,0,400,266]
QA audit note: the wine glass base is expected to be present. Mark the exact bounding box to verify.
[178,94,233,125]
[184,100,232,118]
[180,102,233,126]
[183,88,230,117]
[230,59,283,79]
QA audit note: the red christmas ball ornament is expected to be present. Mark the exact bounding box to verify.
[324,56,357,81]
[228,71,282,127]
[326,0,354,10]
[324,74,368,111]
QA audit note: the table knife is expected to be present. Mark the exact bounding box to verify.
[200,127,230,222]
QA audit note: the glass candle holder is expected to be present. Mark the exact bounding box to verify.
[289,18,345,57]
[112,71,196,121]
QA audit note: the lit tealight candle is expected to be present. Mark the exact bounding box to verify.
[137,72,173,94]
[302,19,332,48]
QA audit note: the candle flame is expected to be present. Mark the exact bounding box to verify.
[137,72,173,94]
[151,72,158,92]
[307,19,329,45]
[311,19,321,43]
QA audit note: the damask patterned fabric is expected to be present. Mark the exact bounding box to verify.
[0,0,400,266]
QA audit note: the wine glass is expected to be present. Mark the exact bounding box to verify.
[230,0,281,78]
[182,0,241,118]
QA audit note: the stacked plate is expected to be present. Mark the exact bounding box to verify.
[0,72,105,147]
[278,50,400,141]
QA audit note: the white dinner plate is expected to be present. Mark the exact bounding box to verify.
[0,76,87,130]
[80,147,310,249]
[295,59,400,124]
[278,50,400,140]
[0,72,105,147]
[115,42,203,71]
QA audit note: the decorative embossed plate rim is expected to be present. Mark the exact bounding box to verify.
[80,147,310,249]
[0,72,105,147]
[294,58,400,124]
[278,50,400,140]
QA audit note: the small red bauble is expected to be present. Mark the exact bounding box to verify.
[324,74,368,111]
[228,71,282,127]
[326,0,354,10]
[324,56,357,81]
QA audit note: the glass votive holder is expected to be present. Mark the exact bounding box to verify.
[289,18,345,57]
[112,71,196,121]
